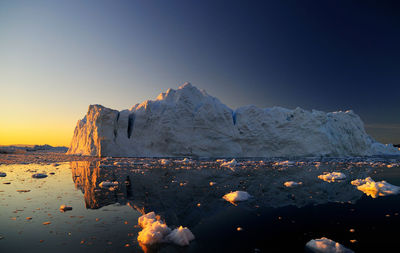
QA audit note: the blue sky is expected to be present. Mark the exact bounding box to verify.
[1,0,399,145]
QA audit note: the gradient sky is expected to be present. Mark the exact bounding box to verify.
[1,0,399,146]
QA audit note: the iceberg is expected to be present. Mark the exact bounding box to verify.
[67,82,400,157]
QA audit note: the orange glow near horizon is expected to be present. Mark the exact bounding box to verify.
[0,123,74,147]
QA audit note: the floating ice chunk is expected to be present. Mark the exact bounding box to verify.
[59,204,73,212]
[138,219,170,245]
[351,177,400,198]
[223,191,251,203]
[166,226,195,246]
[273,160,295,166]
[138,212,157,226]
[284,181,303,187]
[221,159,237,167]
[137,212,195,246]
[0,172,6,177]
[99,181,118,188]
[305,237,354,253]
[32,173,48,178]
[159,159,171,165]
[318,172,346,182]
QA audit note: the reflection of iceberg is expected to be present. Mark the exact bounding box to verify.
[70,159,371,226]
[71,161,132,209]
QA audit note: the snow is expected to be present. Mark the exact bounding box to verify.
[318,172,346,182]
[223,191,251,203]
[305,237,354,253]
[67,83,400,157]
[284,181,302,187]
[32,173,48,178]
[137,212,194,246]
[0,172,6,177]
[351,177,400,198]
[99,181,118,188]
[165,226,195,246]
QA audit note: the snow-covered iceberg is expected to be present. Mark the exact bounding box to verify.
[67,83,400,157]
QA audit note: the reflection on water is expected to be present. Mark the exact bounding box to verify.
[1,158,400,252]
[70,159,372,227]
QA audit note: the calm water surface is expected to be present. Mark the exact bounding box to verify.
[0,158,399,252]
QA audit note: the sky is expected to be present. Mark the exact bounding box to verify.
[0,0,399,146]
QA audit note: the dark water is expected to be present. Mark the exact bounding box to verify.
[0,158,399,252]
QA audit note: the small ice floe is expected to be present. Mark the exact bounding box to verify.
[351,177,400,198]
[318,172,346,182]
[32,173,48,179]
[179,158,191,164]
[273,160,295,166]
[159,159,171,165]
[137,212,195,246]
[223,191,251,204]
[221,159,237,168]
[305,237,354,253]
[59,204,73,212]
[284,181,303,187]
[99,181,118,188]
[165,226,195,246]
[0,172,6,177]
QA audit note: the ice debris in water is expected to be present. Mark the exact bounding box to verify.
[318,172,346,182]
[284,181,303,187]
[99,181,118,188]
[0,172,6,177]
[32,173,48,178]
[351,177,400,198]
[221,159,237,167]
[166,226,195,246]
[159,159,171,165]
[223,191,251,203]
[59,204,73,212]
[137,212,194,246]
[305,237,354,253]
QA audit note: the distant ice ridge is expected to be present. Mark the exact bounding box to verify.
[67,82,400,157]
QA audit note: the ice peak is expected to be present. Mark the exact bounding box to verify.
[178,82,193,89]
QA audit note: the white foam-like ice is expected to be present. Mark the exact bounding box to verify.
[305,237,354,253]
[351,177,400,198]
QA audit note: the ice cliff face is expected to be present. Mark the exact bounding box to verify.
[67,83,400,157]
